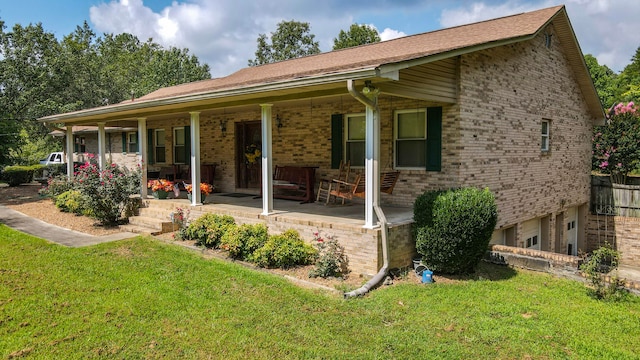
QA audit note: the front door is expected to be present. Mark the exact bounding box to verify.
[566,207,578,256]
[235,121,262,189]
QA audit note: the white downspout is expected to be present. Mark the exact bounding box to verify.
[344,79,390,298]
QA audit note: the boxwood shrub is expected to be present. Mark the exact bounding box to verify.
[1,165,43,186]
[183,213,236,248]
[252,229,317,269]
[415,187,498,274]
[220,223,269,260]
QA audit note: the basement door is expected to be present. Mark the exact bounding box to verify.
[565,207,578,256]
[235,121,262,189]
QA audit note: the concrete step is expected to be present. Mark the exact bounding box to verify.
[121,223,163,236]
[138,207,175,220]
[128,215,176,234]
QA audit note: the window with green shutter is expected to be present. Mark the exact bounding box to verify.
[393,107,442,171]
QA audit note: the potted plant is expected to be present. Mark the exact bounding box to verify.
[186,182,214,203]
[147,179,174,199]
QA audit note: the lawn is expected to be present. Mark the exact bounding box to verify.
[1,225,639,359]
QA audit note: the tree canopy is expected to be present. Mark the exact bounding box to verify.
[248,20,320,66]
[0,20,211,166]
[332,24,380,50]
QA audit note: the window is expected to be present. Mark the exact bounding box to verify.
[541,119,550,152]
[154,129,166,163]
[75,136,86,153]
[345,114,365,167]
[126,132,138,153]
[174,127,186,164]
[395,109,427,168]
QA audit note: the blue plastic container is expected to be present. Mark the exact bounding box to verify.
[422,269,433,284]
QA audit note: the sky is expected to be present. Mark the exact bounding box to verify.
[1,0,639,78]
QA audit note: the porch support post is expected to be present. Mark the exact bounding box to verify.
[189,111,202,206]
[260,104,273,215]
[97,122,106,170]
[138,117,148,199]
[364,104,380,228]
[65,125,74,180]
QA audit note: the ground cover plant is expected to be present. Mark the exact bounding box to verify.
[1,226,640,359]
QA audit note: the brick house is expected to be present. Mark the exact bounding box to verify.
[40,5,603,276]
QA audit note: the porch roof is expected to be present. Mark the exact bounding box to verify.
[39,5,604,125]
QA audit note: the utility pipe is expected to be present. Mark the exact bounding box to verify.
[344,79,390,298]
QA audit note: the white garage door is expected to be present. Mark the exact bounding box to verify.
[522,218,540,250]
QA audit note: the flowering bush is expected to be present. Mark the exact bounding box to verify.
[592,101,640,184]
[147,179,174,192]
[72,157,141,225]
[308,231,349,278]
[185,182,213,195]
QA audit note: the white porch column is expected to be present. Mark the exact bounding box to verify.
[138,118,148,199]
[260,104,274,215]
[189,111,202,206]
[97,122,106,170]
[363,104,380,228]
[65,126,74,180]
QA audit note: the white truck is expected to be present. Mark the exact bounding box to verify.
[39,152,65,166]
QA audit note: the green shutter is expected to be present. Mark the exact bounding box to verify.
[121,133,127,153]
[147,129,154,165]
[426,107,442,171]
[74,136,79,153]
[330,114,343,169]
[184,125,191,164]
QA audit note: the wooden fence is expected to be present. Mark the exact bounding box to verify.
[591,175,640,217]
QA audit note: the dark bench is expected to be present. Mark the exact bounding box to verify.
[272,165,316,203]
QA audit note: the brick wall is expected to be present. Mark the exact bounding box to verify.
[586,215,640,266]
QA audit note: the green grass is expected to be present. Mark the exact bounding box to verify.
[1,225,640,359]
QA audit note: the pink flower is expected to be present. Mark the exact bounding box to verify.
[600,161,609,169]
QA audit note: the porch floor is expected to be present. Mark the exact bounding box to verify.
[154,191,414,228]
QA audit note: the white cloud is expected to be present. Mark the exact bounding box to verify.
[379,28,407,41]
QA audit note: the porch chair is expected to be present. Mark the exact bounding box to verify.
[316,160,350,204]
[329,171,400,205]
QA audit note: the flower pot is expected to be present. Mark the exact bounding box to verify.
[187,193,207,204]
[153,190,168,199]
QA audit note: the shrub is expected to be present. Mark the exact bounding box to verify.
[41,175,73,198]
[252,229,317,269]
[183,213,236,248]
[220,223,269,260]
[413,189,448,229]
[415,187,498,274]
[308,231,349,278]
[580,245,627,301]
[54,190,87,215]
[72,160,141,225]
[1,165,43,186]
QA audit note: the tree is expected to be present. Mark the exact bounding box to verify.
[332,24,380,50]
[592,102,640,184]
[584,54,618,109]
[616,47,640,104]
[248,20,320,66]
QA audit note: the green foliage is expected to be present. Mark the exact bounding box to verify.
[54,190,86,215]
[616,46,640,104]
[0,21,210,167]
[41,175,73,198]
[252,229,317,269]
[183,213,236,248]
[332,24,381,50]
[415,187,498,274]
[580,245,627,301]
[0,164,42,186]
[248,20,320,66]
[220,223,269,260]
[308,231,349,278]
[584,54,618,109]
[72,159,141,225]
[413,189,448,229]
[592,102,640,184]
